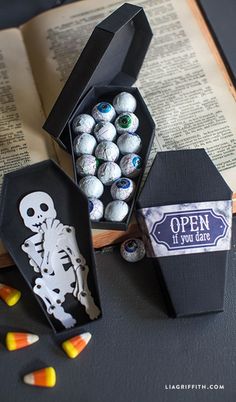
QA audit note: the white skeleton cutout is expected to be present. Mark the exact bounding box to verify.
[19,191,100,329]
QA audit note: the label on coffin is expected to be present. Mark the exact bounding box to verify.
[137,200,232,257]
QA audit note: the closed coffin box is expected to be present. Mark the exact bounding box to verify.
[136,149,233,317]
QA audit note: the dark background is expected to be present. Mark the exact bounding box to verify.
[0,1,236,401]
[1,227,236,402]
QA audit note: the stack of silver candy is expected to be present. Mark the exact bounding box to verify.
[72,92,143,222]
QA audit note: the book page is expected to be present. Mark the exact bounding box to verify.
[21,0,236,191]
[0,28,56,258]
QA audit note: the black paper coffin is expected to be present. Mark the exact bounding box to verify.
[136,149,232,317]
[43,3,155,231]
[43,3,153,150]
[0,160,101,333]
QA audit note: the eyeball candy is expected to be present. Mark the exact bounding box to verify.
[73,134,97,156]
[105,200,129,222]
[120,153,142,178]
[120,238,146,263]
[117,133,142,155]
[97,162,121,186]
[78,175,104,198]
[72,114,95,134]
[94,121,116,142]
[76,155,98,177]
[111,178,135,201]
[115,112,139,134]
[95,141,119,162]
[92,102,116,122]
[113,92,137,114]
[88,198,104,221]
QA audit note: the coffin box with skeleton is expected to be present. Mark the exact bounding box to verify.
[136,149,233,317]
[0,160,101,332]
[43,3,155,231]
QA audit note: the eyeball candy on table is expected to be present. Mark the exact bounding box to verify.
[95,141,119,162]
[76,155,99,177]
[72,114,95,134]
[105,200,129,222]
[120,238,146,263]
[92,102,116,122]
[94,121,116,142]
[88,198,104,221]
[115,112,139,134]
[111,178,135,201]
[78,175,104,198]
[97,162,121,186]
[113,92,137,114]
[73,133,97,156]
[120,153,142,178]
[117,133,142,155]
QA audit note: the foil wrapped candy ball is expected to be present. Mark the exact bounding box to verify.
[110,177,135,201]
[95,141,119,162]
[104,200,129,222]
[92,102,116,122]
[115,112,139,134]
[78,175,104,198]
[120,238,146,262]
[72,114,95,134]
[113,92,137,114]
[120,153,142,178]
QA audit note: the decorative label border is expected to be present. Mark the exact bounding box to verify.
[137,201,232,257]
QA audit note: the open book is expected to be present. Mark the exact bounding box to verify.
[0,0,235,268]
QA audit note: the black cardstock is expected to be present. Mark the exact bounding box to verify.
[0,160,102,333]
[137,149,232,317]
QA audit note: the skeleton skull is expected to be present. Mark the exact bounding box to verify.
[19,192,57,232]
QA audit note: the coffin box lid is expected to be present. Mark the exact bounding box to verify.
[137,149,232,208]
[0,160,101,333]
[136,149,232,317]
[43,3,153,150]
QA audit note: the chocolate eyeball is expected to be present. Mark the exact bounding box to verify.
[115,112,139,134]
[88,198,104,221]
[120,153,142,178]
[105,200,129,222]
[78,175,104,198]
[73,133,97,156]
[95,141,119,162]
[117,133,142,155]
[92,102,116,122]
[76,155,99,177]
[111,177,135,201]
[113,92,137,114]
[72,114,95,134]
[120,238,145,262]
[97,162,121,186]
[94,121,117,142]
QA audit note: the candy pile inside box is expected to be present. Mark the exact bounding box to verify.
[72,91,143,223]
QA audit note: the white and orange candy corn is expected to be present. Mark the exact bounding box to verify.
[6,332,39,351]
[62,332,92,359]
[23,367,56,388]
[0,283,21,306]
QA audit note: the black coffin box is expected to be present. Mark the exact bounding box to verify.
[136,149,233,317]
[43,3,155,231]
[0,160,101,333]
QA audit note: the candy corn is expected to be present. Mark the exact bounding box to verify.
[23,367,56,388]
[0,283,21,306]
[6,332,39,351]
[62,332,92,359]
